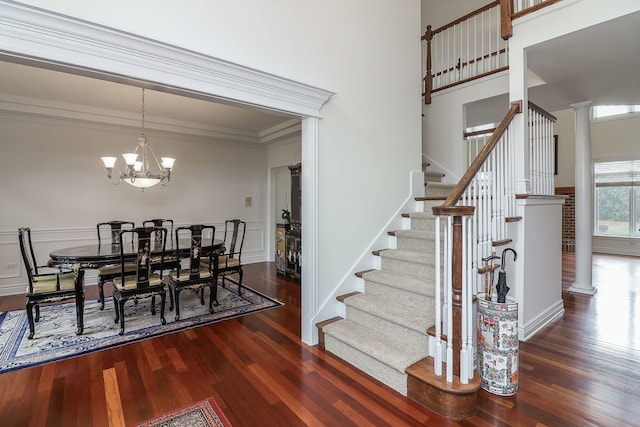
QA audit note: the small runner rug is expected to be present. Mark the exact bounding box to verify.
[0,284,282,374]
[136,397,233,427]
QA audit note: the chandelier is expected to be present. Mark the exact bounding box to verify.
[101,88,175,189]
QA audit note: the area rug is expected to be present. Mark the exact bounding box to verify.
[0,285,282,374]
[136,397,233,427]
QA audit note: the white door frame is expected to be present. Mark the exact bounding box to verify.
[0,1,333,344]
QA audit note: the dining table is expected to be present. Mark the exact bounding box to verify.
[46,238,225,335]
[48,238,225,270]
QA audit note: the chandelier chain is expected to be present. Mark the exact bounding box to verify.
[141,88,146,135]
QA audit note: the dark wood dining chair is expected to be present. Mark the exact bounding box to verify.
[167,224,218,321]
[96,220,135,245]
[18,227,85,339]
[96,220,136,310]
[111,226,168,335]
[213,219,246,294]
[143,218,179,272]
[143,218,174,243]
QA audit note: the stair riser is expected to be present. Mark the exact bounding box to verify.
[395,236,437,253]
[424,172,444,183]
[345,306,431,352]
[381,258,439,278]
[409,216,437,232]
[364,281,434,311]
[324,335,408,395]
[425,187,453,198]
[422,201,445,213]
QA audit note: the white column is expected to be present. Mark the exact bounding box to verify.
[569,101,597,295]
[508,41,530,194]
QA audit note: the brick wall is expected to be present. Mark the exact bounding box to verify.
[555,187,575,252]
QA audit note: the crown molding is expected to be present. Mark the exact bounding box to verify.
[0,94,265,143]
[0,0,334,118]
[259,119,302,144]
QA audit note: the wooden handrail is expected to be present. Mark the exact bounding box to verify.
[441,100,522,207]
[464,127,497,138]
[528,100,557,122]
[512,0,562,20]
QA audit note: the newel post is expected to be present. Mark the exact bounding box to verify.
[499,0,513,39]
[421,25,433,105]
[433,205,475,377]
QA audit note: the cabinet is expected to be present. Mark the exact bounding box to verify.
[275,223,288,275]
[285,163,301,281]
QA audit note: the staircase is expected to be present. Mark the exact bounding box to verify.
[318,166,479,415]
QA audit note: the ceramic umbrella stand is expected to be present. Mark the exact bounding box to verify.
[477,295,519,396]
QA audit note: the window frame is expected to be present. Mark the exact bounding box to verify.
[593,159,640,239]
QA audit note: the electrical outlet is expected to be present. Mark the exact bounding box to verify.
[244,196,252,207]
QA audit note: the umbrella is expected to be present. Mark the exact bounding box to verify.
[482,254,500,301]
[496,248,517,303]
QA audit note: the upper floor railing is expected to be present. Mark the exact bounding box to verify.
[422,0,562,103]
[465,101,557,195]
[512,0,562,17]
[422,1,507,103]
[528,101,557,194]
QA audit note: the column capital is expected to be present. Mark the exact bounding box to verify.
[570,100,592,110]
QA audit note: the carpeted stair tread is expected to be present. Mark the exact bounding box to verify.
[362,269,434,296]
[323,319,427,374]
[342,293,433,335]
[379,248,431,265]
[408,210,439,219]
[378,249,439,278]
[392,228,444,242]
[392,229,433,240]
[390,229,439,253]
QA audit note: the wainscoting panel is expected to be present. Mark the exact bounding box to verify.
[0,222,267,297]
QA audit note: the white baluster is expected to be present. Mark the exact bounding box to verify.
[446,216,453,383]
[434,216,442,376]
[460,214,468,384]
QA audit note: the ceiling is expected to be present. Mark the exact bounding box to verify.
[0,60,299,144]
[527,10,640,111]
[1,9,639,134]
[466,9,640,127]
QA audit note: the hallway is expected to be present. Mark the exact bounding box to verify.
[0,253,638,426]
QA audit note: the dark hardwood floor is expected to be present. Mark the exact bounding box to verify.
[0,253,638,426]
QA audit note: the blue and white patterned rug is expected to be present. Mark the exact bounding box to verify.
[0,285,282,373]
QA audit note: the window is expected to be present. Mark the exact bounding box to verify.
[594,160,640,237]
[592,105,640,119]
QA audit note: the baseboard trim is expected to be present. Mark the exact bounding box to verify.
[518,299,564,341]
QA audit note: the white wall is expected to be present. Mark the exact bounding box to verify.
[421,0,487,30]
[549,108,640,188]
[553,109,640,255]
[423,73,509,179]
[515,198,566,341]
[0,112,269,293]
[6,0,423,343]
